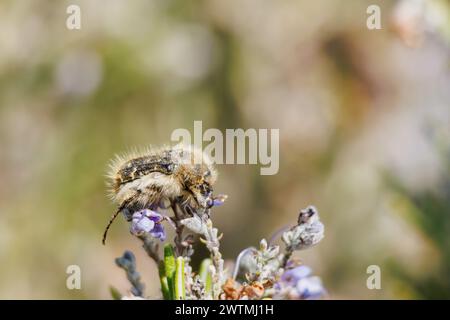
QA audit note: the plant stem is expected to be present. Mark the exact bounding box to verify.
[171,202,186,257]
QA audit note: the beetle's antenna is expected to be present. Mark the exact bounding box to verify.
[103,198,134,245]
[102,208,122,245]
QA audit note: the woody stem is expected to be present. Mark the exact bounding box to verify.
[171,202,185,257]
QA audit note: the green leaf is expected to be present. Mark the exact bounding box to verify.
[158,262,171,300]
[199,258,212,295]
[174,257,186,300]
[164,244,176,299]
[109,286,122,300]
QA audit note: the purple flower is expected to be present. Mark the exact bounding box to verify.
[295,276,324,299]
[212,194,228,207]
[281,265,312,283]
[130,209,166,241]
[276,265,326,300]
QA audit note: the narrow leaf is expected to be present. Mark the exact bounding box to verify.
[164,244,176,299]
[199,258,213,295]
[158,262,171,300]
[109,286,122,300]
[174,257,185,300]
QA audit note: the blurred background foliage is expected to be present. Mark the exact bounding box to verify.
[0,0,448,299]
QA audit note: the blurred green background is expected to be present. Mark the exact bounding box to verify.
[0,0,448,299]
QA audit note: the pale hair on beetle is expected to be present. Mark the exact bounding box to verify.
[102,144,218,244]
